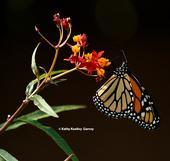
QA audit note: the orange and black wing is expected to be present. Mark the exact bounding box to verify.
[127,73,160,130]
[93,62,160,130]
[93,73,135,119]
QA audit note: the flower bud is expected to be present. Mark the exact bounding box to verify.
[53,13,60,25]
[61,17,71,30]
[35,25,39,32]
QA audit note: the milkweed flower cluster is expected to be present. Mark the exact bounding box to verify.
[53,13,71,30]
[35,13,111,81]
[65,34,111,80]
[0,12,112,160]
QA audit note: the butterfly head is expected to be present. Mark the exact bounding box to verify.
[114,61,128,76]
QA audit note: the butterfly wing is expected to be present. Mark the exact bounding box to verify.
[128,73,160,130]
[93,63,160,130]
[93,73,134,119]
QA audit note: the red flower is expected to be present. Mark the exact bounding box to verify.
[80,50,105,73]
[65,49,111,79]
[73,34,87,47]
[61,17,71,30]
[65,33,110,80]
[53,13,60,25]
[79,34,87,47]
[64,55,80,64]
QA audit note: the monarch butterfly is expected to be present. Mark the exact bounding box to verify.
[93,52,160,130]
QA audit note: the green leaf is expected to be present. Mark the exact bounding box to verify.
[0,149,18,161]
[0,105,85,131]
[25,80,36,97]
[19,119,79,161]
[30,94,58,118]
[49,78,67,86]
[25,69,67,97]
[31,42,40,78]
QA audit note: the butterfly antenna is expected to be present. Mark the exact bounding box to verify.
[111,55,120,62]
[121,49,128,63]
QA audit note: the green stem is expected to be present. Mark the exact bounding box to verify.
[59,24,72,48]
[27,48,59,99]
[77,68,97,77]
[55,25,64,48]
[51,67,77,81]
[0,99,30,135]
[0,21,74,135]
[46,48,59,78]
[64,154,74,161]
[38,31,55,48]
[0,67,78,135]
[58,25,64,46]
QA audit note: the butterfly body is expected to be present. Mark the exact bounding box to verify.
[93,61,160,130]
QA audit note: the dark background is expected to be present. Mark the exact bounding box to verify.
[0,0,170,161]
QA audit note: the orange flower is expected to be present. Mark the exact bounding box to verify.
[72,34,87,47]
[98,57,111,68]
[84,53,93,62]
[71,45,80,55]
[65,33,111,80]
[65,50,111,80]
[73,35,81,42]
[96,68,105,77]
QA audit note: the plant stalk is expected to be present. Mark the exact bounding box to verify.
[45,48,59,79]
[0,67,78,135]
[0,99,30,135]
